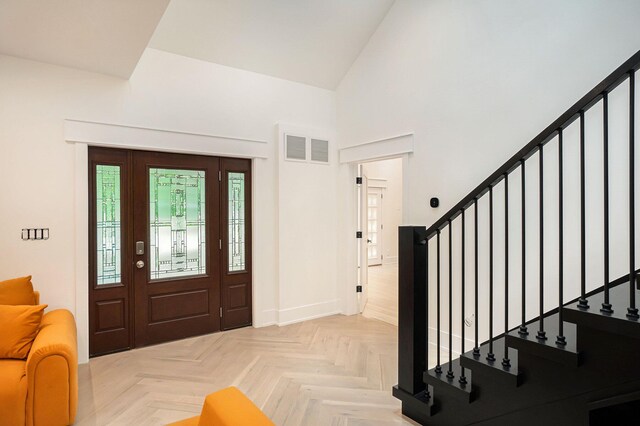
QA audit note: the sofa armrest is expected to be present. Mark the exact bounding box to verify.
[25,309,78,426]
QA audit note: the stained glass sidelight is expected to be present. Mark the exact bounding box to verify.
[149,168,206,280]
[228,172,246,272]
[96,165,122,285]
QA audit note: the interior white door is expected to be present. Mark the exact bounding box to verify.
[367,188,383,266]
[358,174,369,313]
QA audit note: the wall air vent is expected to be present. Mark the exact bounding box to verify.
[310,139,329,163]
[285,135,306,161]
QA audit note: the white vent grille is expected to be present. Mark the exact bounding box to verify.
[311,139,329,163]
[285,135,306,161]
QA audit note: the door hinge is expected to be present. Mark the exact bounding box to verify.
[220,307,223,317]
[381,193,383,199]
[219,239,222,250]
[356,285,362,293]
[356,177,362,185]
[219,171,222,182]
[381,224,383,230]
[356,231,363,239]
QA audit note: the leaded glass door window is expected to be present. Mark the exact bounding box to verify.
[149,168,207,280]
[96,165,122,285]
[228,172,246,272]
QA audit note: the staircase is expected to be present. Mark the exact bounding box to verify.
[393,50,640,425]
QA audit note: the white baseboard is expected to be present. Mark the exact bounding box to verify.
[428,327,476,356]
[277,299,340,326]
[253,309,277,327]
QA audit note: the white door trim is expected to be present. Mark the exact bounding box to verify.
[339,132,412,316]
[338,133,413,164]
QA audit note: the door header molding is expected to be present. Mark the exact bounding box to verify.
[339,132,413,164]
[65,119,269,159]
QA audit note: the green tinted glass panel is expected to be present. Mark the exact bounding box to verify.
[96,165,121,285]
[228,172,245,272]
[149,168,206,280]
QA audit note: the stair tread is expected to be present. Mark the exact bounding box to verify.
[424,357,474,402]
[392,385,438,418]
[505,314,580,367]
[564,281,640,339]
[461,337,522,386]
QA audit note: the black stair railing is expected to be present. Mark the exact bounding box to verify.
[602,92,613,315]
[629,71,639,320]
[395,51,640,418]
[519,159,528,336]
[556,129,566,346]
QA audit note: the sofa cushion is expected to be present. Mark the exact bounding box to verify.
[0,304,47,359]
[0,275,36,305]
[0,359,28,426]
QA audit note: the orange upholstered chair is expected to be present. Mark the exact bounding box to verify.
[0,276,78,426]
[168,387,275,426]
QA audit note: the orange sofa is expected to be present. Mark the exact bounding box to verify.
[0,280,78,426]
[168,387,275,426]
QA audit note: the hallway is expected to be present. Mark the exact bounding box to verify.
[362,263,398,326]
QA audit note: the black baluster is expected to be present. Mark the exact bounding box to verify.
[473,199,480,357]
[487,187,496,362]
[602,92,614,314]
[578,111,589,309]
[435,230,442,374]
[425,237,431,399]
[503,174,511,367]
[519,160,529,336]
[460,210,468,385]
[557,130,567,346]
[447,222,455,380]
[537,145,547,340]
[629,72,639,320]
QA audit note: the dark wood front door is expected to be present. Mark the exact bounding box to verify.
[88,148,252,357]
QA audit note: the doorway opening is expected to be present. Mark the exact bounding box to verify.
[88,147,252,357]
[357,157,403,326]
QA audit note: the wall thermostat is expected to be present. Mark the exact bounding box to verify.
[430,197,439,208]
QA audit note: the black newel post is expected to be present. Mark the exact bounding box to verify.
[393,226,434,423]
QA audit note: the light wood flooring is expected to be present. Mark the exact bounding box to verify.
[362,264,398,326]
[77,314,418,426]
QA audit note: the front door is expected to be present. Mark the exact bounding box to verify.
[89,148,252,357]
[132,151,220,347]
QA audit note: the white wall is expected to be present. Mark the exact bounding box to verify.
[363,157,403,263]
[337,0,640,351]
[275,123,340,325]
[0,48,338,361]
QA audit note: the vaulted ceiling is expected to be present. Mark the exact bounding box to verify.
[149,0,395,89]
[0,0,394,88]
[0,0,170,78]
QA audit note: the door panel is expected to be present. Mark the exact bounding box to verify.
[359,174,369,313]
[89,148,133,356]
[132,151,221,347]
[220,158,252,329]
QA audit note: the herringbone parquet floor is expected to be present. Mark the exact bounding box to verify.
[76,314,419,426]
